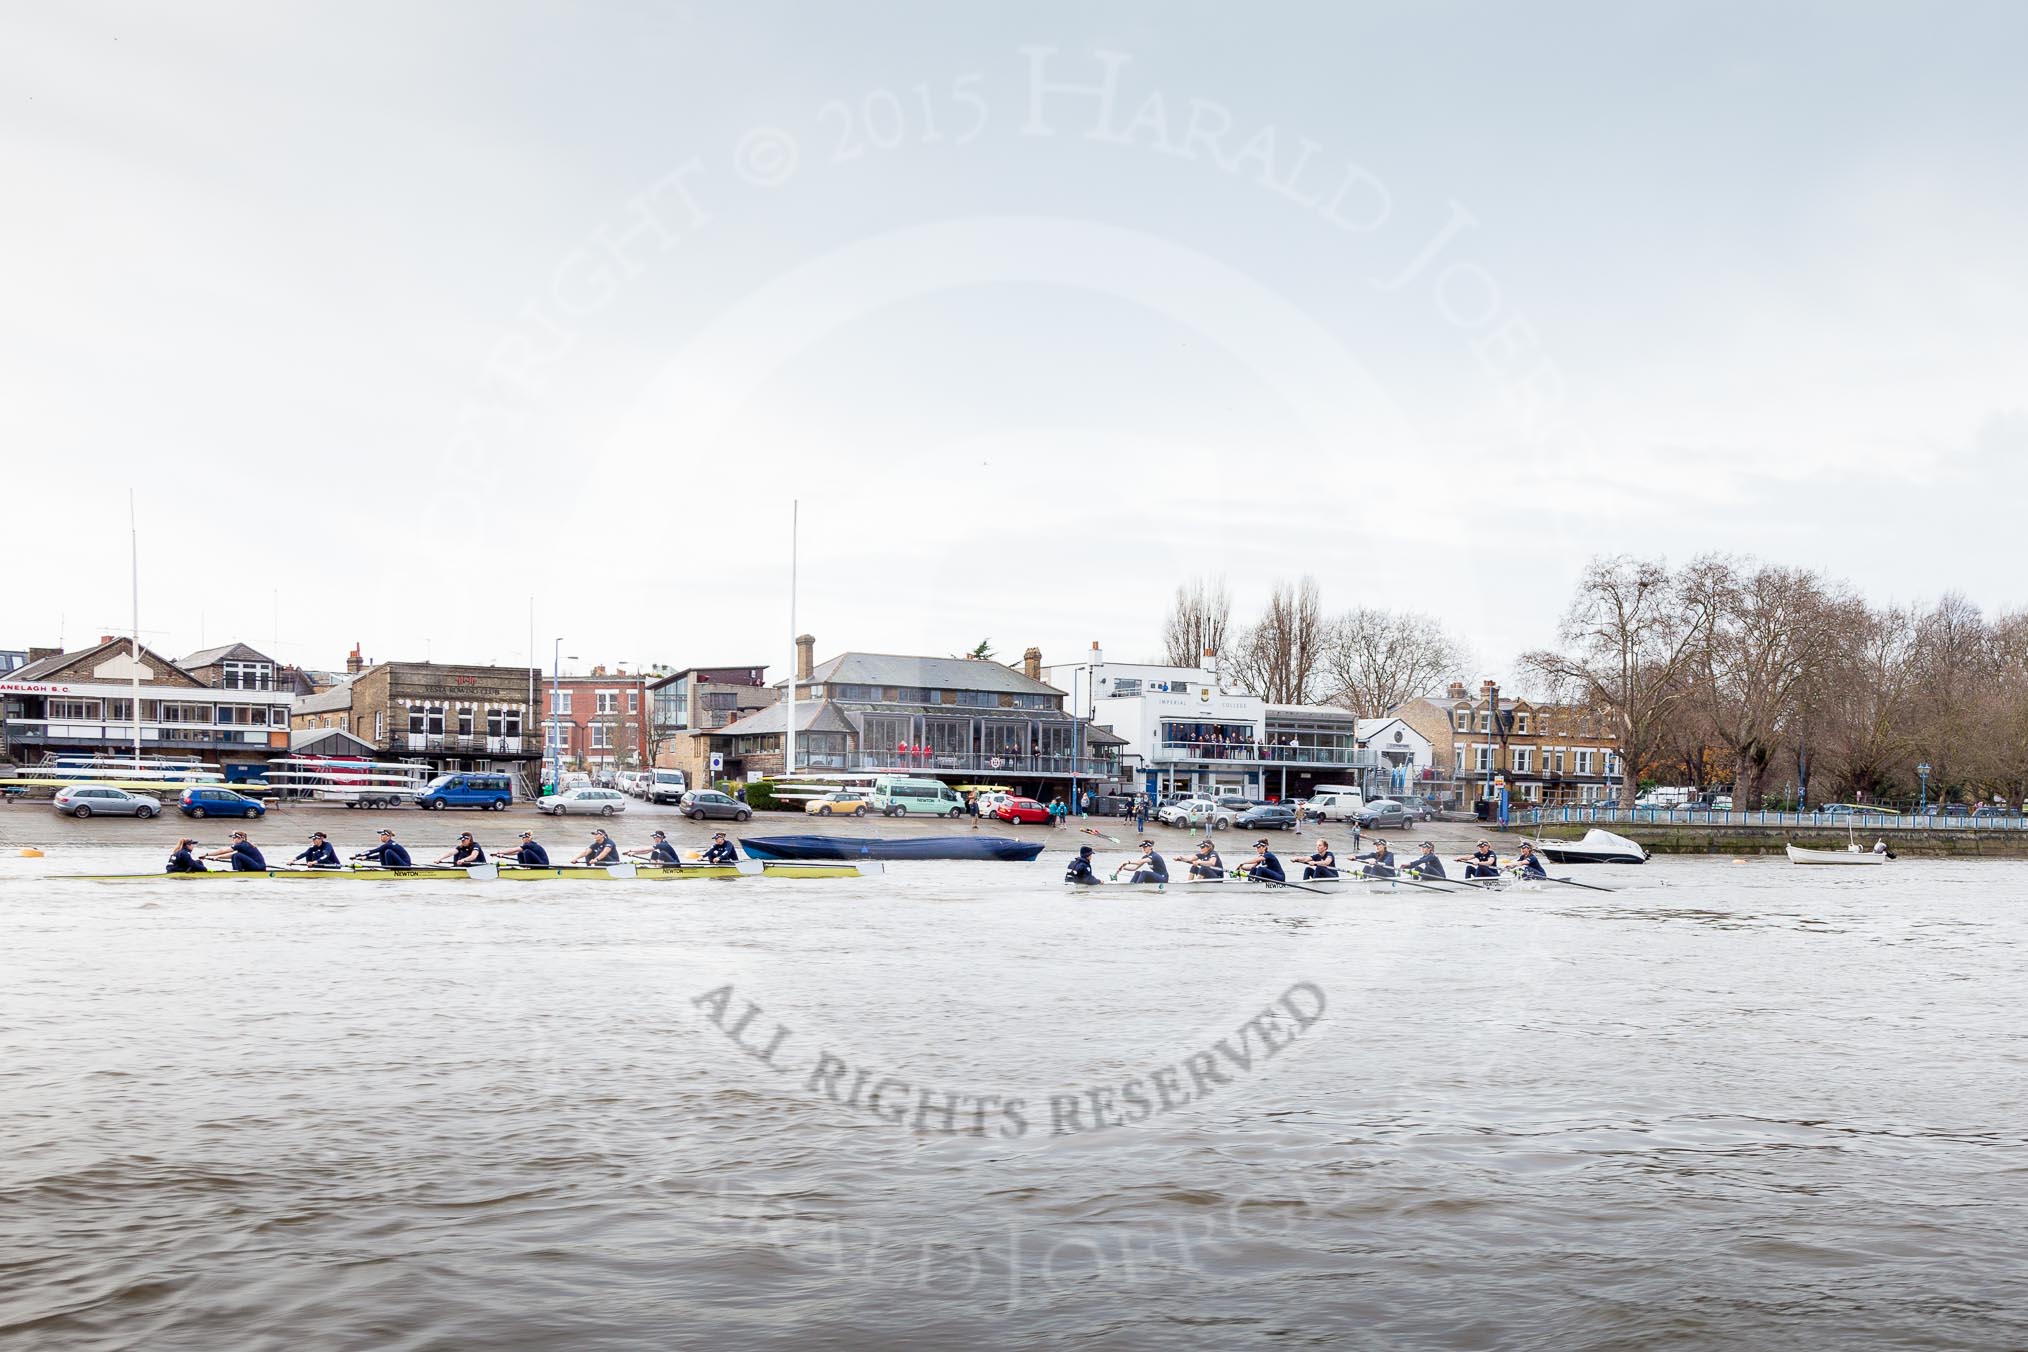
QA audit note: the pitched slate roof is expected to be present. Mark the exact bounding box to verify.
[712,699,859,738]
[804,652,1064,697]
[177,642,277,670]
[9,637,202,687]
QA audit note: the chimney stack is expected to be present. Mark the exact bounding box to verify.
[795,634,815,681]
[100,635,114,645]
[1447,681,1467,700]
[347,643,364,675]
[1021,646,1042,681]
[1090,640,1103,666]
[1481,679,1498,698]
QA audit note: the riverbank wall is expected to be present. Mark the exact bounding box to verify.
[1534,823,2028,859]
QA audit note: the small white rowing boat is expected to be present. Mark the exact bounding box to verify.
[1785,843,1887,866]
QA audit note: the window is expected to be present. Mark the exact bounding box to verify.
[545,721,568,754]
[1574,749,1595,775]
[457,708,474,736]
[49,700,100,720]
[1512,747,1533,773]
[702,692,739,711]
[1474,745,1493,772]
[597,691,618,715]
[627,690,639,715]
[551,689,572,715]
[220,661,272,691]
[1453,709,1468,732]
[1476,711,1491,733]
[375,713,384,741]
[487,709,523,737]
[590,723,611,750]
[1455,745,1466,770]
[1513,712,1529,735]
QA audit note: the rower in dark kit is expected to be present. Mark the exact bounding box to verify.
[202,831,266,872]
[1512,842,1548,878]
[1115,839,1168,884]
[353,829,412,869]
[626,830,681,864]
[1238,838,1285,883]
[1064,845,1101,886]
[1187,839,1225,880]
[1352,838,1397,878]
[435,833,486,867]
[573,829,621,866]
[1295,837,1338,880]
[166,838,205,874]
[501,831,550,867]
[1458,841,1501,878]
[291,831,340,869]
[702,832,739,864]
[1404,841,1448,879]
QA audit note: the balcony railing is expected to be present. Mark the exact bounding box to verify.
[1153,741,1377,767]
[848,751,1117,777]
[4,720,279,747]
[398,733,529,755]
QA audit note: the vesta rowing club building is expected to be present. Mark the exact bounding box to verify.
[291,653,544,789]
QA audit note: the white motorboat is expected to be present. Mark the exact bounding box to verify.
[1530,828,1649,865]
[1785,843,1888,866]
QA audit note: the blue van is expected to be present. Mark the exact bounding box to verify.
[415,772,513,810]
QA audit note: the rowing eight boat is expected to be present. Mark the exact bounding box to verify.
[57,860,883,883]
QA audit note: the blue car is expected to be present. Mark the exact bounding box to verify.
[415,772,514,810]
[178,786,267,819]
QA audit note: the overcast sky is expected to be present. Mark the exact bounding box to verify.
[5,2,2024,682]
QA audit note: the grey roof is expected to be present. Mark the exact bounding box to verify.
[713,699,858,738]
[178,642,276,669]
[805,652,1064,697]
[290,727,377,757]
[293,684,357,715]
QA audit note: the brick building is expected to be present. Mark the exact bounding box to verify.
[1392,679,1623,809]
[648,665,776,789]
[541,667,651,776]
[2,637,292,775]
[291,650,543,789]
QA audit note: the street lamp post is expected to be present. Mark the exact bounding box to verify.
[1917,761,1931,814]
[550,640,578,794]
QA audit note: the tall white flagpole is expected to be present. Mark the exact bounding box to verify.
[784,499,798,781]
[129,490,142,766]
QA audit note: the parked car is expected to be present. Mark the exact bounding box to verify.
[1236,804,1298,831]
[1158,798,1233,830]
[993,796,1053,825]
[970,791,1014,820]
[1305,790,1364,822]
[1395,795,1439,822]
[52,785,162,819]
[1820,802,1896,816]
[806,789,875,817]
[539,787,628,816]
[415,772,513,811]
[1971,805,2013,819]
[178,786,267,819]
[1355,799,1411,829]
[680,788,752,822]
[646,769,689,805]
[876,777,966,817]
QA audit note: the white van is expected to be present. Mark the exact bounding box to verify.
[873,776,965,818]
[647,768,689,805]
[1306,788,1365,821]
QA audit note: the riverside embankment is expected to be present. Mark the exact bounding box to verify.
[1537,821,2028,858]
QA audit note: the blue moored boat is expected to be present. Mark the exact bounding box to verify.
[738,835,1044,862]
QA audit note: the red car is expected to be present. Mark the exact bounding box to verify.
[993,796,1052,825]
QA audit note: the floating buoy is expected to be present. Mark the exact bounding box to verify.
[19,848,44,858]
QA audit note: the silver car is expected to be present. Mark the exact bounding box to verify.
[538,787,628,816]
[52,785,163,819]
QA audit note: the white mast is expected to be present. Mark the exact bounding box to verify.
[129,490,142,766]
[784,499,798,782]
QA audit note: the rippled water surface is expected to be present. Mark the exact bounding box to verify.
[4,848,2025,1349]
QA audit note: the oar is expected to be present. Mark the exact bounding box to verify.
[1082,827,1122,844]
[1358,869,1453,894]
[1512,868,1616,893]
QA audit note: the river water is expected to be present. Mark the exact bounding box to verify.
[3,847,2024,1350]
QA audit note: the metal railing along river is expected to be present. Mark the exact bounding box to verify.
[1516,805,2028,831]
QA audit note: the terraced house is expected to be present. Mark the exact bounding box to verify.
[709,637,1122,801]
[291,654,544,791]
[1393,679,1623,810]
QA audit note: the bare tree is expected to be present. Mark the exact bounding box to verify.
[1521,556,1715,807]
[1228,577,1327,705]
[1321,608,1471,717]
[1682,556,1849,806]
[1811,603,1917,804]
[1161,576,1233,668]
